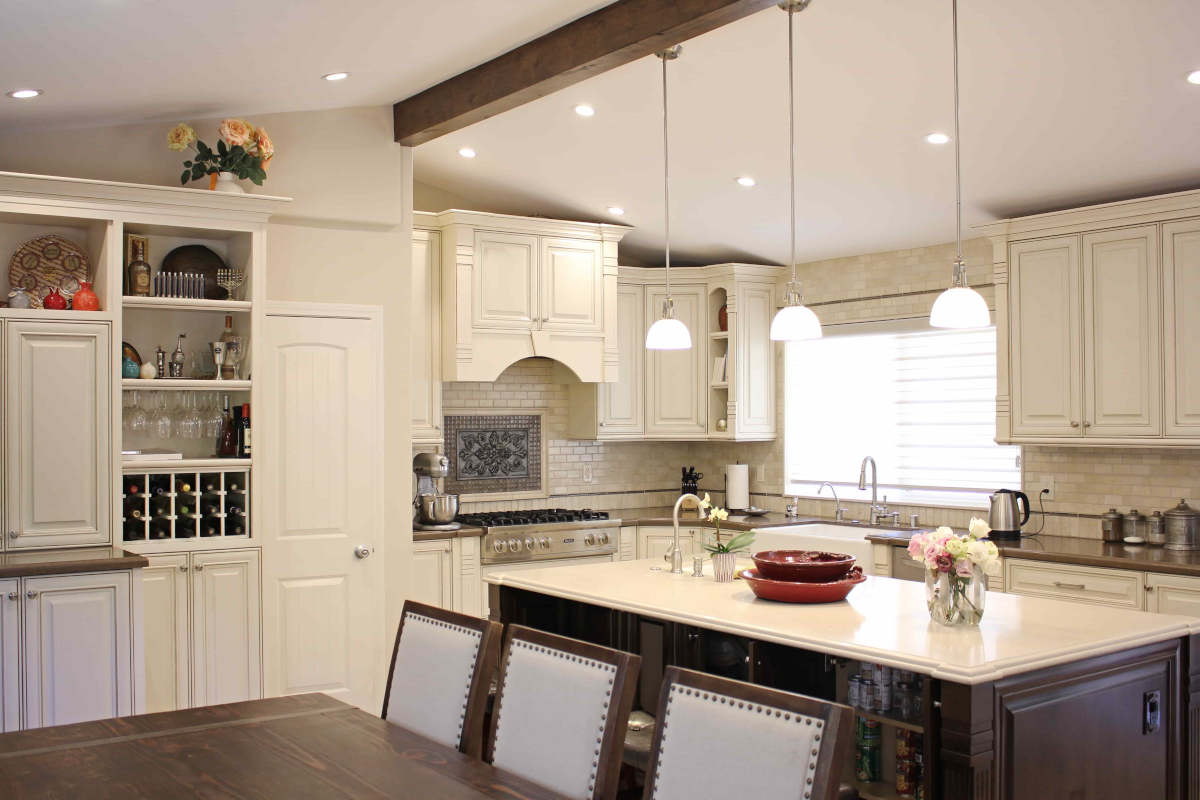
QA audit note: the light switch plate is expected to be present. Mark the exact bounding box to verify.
[583,464,594,484]
[1037,475,1055,501]
[754,464,767,482]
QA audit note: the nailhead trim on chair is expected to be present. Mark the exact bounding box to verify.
[407,613,482,738]
[492,640,617,798]
[652,685,824,799]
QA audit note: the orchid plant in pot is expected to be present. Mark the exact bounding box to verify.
[907,519,999,626]
[699,494,755,583]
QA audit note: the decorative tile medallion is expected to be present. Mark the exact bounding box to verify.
[443,414,542,495]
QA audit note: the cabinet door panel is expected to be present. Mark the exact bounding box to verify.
[0,578,18,732]
[1163,219,1200,435]
[1146,573,1200,617]
[599,283,644,435]
[411,539,454,610]
[411,230,442,442]
[23,571,132,728]
[733,282,775,436]
[645,285,706,437]
[142,554,190,713]
[1082,226,1161,435]
[540,237,602,331]
[1008,237,1082,435]
[192,549,261,706]
[5,321,110,548]
[472,231,537,329]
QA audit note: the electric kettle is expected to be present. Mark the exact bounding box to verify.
[988,489,1030,540]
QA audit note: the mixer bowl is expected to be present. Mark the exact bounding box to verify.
[419,493,459,524]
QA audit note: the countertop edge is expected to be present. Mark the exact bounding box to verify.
[0,549,149,579]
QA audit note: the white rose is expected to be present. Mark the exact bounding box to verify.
[968,517,990,539]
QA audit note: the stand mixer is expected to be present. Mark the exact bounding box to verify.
[413,452,461,531]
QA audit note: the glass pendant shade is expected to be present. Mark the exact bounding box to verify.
[769,303,823,341]
[930,285,990,329]
[645,316,693,350]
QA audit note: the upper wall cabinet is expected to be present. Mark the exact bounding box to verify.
[435,211,628,383]
[983,190,1200,446]
[411,222,442,445]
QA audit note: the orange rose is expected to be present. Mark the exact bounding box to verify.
[253,126,274,160]
[218,118,252,148]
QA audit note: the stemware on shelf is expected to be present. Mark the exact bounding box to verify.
[205,394,225,439]
[151,393,173,440]
[124,391,150,434]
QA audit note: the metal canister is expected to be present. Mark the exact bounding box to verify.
[877,679,892,713]
[1124,509,1147,540]
[848,675,862,709]
[1147,511,1166,546]
[860,678,876,713]
[1165,500,1200,551]
[1101,508,1124,542]
[897,682,914,719]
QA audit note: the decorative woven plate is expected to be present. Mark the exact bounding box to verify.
[8,234,90,309]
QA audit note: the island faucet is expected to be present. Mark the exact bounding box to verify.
[669,493,705,575]
[818,482,845,521]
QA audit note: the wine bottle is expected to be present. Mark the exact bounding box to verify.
[227,475,242,492]
[177,503,191,516]
[217,395,237,457]
[151,498,171,518]
[227,520,245,536]
[127,507,144,520]
[176,521,196,539]
[127,238,151,297]
[123,520,145,541]
[200,518,221,537]
[149,518,171,540]
[149,475,170,495]
[232,405,243,456]
[200,474,219,492]
[240,403,251,458]
[202,502,221,516]
[219,315,237,380]
[174,477,193,494]
[126,481,141,495]
[227,504,244,517]
[170,333,186,379]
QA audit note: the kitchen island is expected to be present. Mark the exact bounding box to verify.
[488,559,1200,800]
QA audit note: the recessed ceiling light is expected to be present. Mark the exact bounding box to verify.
[574,104,595,117]
[321,72,350,81]
[6,89,41,99]
[1188,70,1200,85]
[925,132,951,145]
[458,147,477,159]
[736,176,756,187]
[607,206,625,216]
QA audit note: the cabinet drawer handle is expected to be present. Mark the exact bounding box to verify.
[25,590,38,599]
[1052,581,1086,590]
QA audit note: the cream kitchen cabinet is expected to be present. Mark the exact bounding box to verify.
[436,211,628,383]
[637,525,704,562]
[984,192,1200,446]
[0,578,17,732]
[411,224,443,445]
[1004,559,1145,610]
[618,526,637,561]
[191,548,262,707]
[645,284,708,438]
[1144,572,1200,617]
[567,282,645,440]
[4,320,111,549]
[411,538,455,610]
[142,554,190,713]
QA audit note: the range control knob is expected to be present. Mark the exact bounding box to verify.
[599,532,610,545]
[507,537,521,552]
[540,536,551,549]
[584,534,596,546]
[524,537,535,551]
[493,539,506,553]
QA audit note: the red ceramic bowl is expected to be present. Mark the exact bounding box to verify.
[751,550,856,582]
[740,567,866,604]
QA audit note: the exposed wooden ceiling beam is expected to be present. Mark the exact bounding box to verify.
[393,0,780,146]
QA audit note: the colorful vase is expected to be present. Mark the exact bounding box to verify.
[73,281,100,311]
[718,304,729,332]
[43,288,67,310]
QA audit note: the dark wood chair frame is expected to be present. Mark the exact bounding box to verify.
[381,599,502,758]
[485,624,641,800]
[641,666,855,800]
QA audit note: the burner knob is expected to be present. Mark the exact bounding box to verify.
[540,537,551,549]
[584,534,595,546]
[524,537,535,551]
[507,537,521,552]
[599,532,610,545]
[493,540,506,553]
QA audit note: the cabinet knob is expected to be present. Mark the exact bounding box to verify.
[178,564,188,572]
[1083,421,1091,428]
[5,592,16,601]
[1145,585,1154,592]
[194,564,204,572]
[1069,421,1080,428]
[25,590,38,599]
[7,530,16,539]
[354,545,372,559]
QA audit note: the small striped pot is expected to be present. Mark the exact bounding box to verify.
[712,552,737,583]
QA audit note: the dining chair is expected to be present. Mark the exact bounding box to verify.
[381,600,501,758]
[642,666,855,800]
[486,625,641,800]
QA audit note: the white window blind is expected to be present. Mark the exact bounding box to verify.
[784,324,1020,509]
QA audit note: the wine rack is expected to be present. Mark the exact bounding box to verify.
[122,468,250,542]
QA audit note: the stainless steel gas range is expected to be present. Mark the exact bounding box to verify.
[458,509,620,565]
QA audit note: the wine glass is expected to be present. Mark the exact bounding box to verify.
[204,394,225,439]
[224,337,243,380]
[179,393,203,440]
[125,391,149,434]
[151,393,173,439]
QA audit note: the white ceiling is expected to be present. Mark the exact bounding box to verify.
[413,0,1200,266]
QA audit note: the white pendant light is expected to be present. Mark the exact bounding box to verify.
[770,1,822,342]
[930,0,990,330]
[646,46,692,351]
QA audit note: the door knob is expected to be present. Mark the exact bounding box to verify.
[354,545,372,559]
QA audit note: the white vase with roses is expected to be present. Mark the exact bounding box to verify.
[907,519,999,627]
[167,119,276,192]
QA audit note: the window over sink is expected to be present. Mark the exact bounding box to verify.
[784,321,1020,509]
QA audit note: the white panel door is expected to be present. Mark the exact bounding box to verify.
[539,237,603,331]
[1146,573,1200,617]
[261,312,383,712]
[411,230,442,443]
[1008,237,1083,436]
[0,578,18,732]
[410,539,454,610]
[191,549,261,706]
[1082,226,1161,436]
[734,282,775,437]
[644,285,706,437]
[23,571,132,728]
[599,283,645,436]
[5,321,110,548]
[1163,219,1200,436]
[472,231,537,329]
[142,554,190,713]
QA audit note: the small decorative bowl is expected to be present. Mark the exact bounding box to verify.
[751,550,856,582]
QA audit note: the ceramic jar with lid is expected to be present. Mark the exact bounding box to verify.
[1164,500,1200,551]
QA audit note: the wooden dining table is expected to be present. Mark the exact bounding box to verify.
[0,693,566,799]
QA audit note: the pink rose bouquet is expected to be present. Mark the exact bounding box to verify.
[908,519,997,625]
[168,119,276,187]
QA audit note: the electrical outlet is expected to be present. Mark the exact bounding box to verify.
[582,464,594,484]
[1037,475,1055,501]
[754,464,767,482]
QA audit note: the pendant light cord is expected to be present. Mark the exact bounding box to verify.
[951,0,963,268]
[661,52,672,299]
[787,5,797,285]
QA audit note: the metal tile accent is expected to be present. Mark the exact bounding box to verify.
[443,414,542,495]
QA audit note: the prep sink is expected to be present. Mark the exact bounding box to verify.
[749,523,914,576]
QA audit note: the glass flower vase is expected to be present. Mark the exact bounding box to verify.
[925,566,985,626]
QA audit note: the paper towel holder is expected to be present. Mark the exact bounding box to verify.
[725,463,751,512]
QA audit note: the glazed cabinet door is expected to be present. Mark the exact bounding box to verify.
[644,285,707,438]
[1145,572,1200,618]
[1008,237,1083,436]
[472,231,537,330]
[599,283,645,436]
[410,539,454,610]
[539,237,603,332]
[4,321,111,548]
[1081,226,1161,436]
[142,554,190,713]
[1163,218,1200,436]
[191,549,262,706]
[732,281,775,438]
[411,229,443,444]
[0,578,18,732]
[22,571,133,728]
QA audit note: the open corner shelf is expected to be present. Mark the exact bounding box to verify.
[122,379,252,391]
[122,296,252,312]
[709,331,729,340]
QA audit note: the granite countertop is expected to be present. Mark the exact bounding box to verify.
[413,526,483,543]
[0,547,149,579]
[485,559,1198,684]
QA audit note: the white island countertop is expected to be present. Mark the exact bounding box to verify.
[486,559,1200,685]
